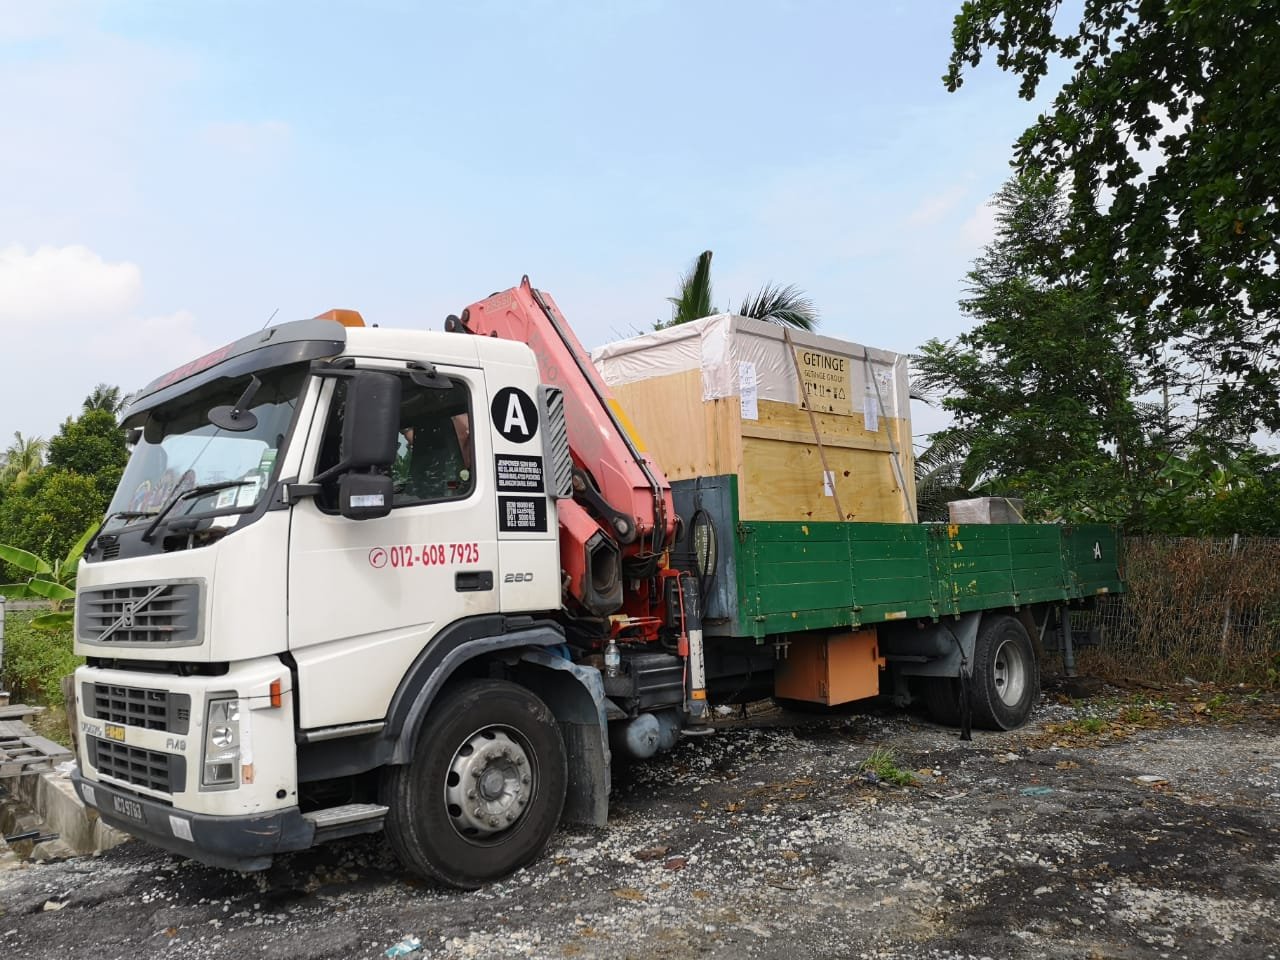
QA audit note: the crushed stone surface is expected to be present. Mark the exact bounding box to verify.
[1,694,1277,959]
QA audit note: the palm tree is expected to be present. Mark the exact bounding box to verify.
[661,250,819,330]
[83,383,130,418]
[0,431,47,492]
[736,283,818,331]
[665,250,717,326]
[914,429,975,522]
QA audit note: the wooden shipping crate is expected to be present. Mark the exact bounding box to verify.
[593,315,916,523]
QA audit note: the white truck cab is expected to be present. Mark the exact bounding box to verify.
[72,317,595,886]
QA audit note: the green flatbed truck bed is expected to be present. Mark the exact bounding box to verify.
[672,475,1124,641]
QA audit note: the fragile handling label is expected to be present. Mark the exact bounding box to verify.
[495,454,544,493]
[499,496,548,533]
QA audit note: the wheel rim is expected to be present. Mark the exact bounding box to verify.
[991,636,1029,706]
[443,726,536,843]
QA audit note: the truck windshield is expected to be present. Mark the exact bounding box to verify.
[105,364,308,531]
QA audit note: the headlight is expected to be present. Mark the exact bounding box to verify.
[203,697,241,786]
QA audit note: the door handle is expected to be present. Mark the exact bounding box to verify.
[455,571,494,592]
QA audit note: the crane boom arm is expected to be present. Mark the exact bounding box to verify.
[450,277,677,622]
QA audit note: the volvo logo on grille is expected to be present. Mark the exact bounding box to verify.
[97,583,167,642]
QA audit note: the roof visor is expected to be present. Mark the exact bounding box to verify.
[125,319,347,420]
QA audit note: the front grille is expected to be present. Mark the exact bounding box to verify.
[77,581,202,646]
[88,737,185,794]
[83,683,191,734]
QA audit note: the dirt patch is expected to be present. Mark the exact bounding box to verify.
[1,688,1277,959]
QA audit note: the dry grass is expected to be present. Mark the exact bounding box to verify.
[1079,536,1280,686]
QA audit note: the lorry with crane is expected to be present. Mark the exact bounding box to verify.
[70,278,1123,888]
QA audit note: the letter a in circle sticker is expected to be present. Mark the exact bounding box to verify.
[491,387,539,444]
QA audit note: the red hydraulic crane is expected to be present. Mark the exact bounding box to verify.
[446,277,679,639]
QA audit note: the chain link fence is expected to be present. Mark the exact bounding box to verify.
[1078,535,1280,684]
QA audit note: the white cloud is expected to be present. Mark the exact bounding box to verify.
[0,244,211,441]
[0,243,141,323]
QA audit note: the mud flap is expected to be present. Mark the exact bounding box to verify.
[517,648,611,827]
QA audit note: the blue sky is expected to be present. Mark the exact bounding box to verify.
[0,0,1047,448]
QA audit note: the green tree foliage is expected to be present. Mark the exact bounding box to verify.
[0,431,47,494]
[916,172,1144,521]
[82,382,130,419]
[916,171,1280,533]
[47,408,129,499]
[666,250,717,326]
[735,283,819,332]
[1139,447,1280,536]
[945,0,1280,435]
[661,250,820,330]
[0,405,126,577]
[0,610,80,707]
[0,472,107,583]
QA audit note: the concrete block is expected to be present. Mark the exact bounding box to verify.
[16,767,130,856]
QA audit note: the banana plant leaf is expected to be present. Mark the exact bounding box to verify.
[24,578,76,602]
[64,521,101,573]
[0,544,52,575]
[32,611,74,630]
[0,582,33,599]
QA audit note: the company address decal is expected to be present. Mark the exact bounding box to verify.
[368,543,480,569]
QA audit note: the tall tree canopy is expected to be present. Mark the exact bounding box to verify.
[916,172,1145,520]
[946,0,1280,434]
[47,409,129,499]
[917,171,1280,533]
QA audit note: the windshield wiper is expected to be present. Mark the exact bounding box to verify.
[141,480,254,543]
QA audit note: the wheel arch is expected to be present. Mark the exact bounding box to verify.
[384,615,567,764]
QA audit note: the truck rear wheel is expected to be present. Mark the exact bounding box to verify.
[381,678,567,888]
[970,615,1039,730]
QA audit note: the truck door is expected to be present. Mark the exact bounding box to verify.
[286,364,499,731]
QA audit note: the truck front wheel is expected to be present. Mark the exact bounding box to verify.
[381,678,567,888]
[970,615,1039,730]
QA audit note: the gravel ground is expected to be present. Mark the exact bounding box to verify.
[2,686,1278,960]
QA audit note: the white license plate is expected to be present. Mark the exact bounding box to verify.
[111,794,146,824]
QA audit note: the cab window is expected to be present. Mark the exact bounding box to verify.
[316,375,474,510]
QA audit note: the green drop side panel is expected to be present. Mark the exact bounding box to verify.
[1060,524,1126,598]
[735,519,1124,641]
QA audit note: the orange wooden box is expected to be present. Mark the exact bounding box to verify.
[774,629,885,705]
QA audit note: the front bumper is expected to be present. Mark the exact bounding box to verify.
[72,770,314,871]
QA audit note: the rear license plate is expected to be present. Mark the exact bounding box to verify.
[104,723,126,742]
[111,794,146,824]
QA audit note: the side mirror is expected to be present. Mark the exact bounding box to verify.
[339,473,394,521]
[342,371,401,468]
